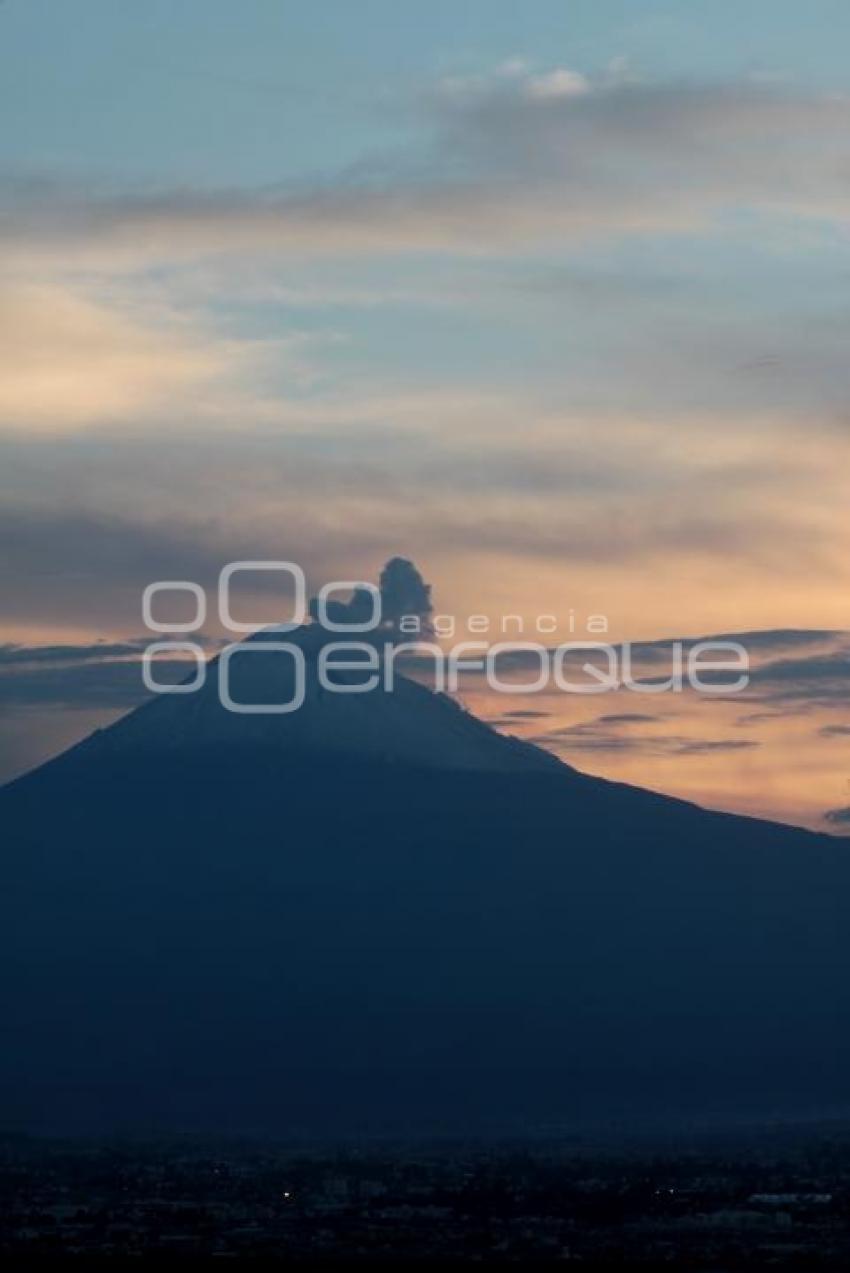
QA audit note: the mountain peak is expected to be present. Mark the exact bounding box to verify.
[66,624,562,776]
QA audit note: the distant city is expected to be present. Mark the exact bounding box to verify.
[5,1127,850,1264]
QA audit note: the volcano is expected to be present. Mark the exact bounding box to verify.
[2,628,849,1136]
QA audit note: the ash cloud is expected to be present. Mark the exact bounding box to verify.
[309,556,433,638]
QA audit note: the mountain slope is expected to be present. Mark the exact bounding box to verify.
[51,625,561,775]
[1,632,849,1135]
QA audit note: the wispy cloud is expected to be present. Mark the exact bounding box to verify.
[531,713,761,758]
[4,71,850,269]
[0,280,318,432]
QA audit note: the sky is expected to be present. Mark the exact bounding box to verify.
[0,0,848,826]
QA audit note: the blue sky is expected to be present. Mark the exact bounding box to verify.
[1,0,849,637]
[4,0,850,182]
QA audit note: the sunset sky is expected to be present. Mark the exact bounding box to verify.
[0,0,848,826]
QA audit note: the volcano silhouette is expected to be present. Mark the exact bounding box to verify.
[2,627,849,1136]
